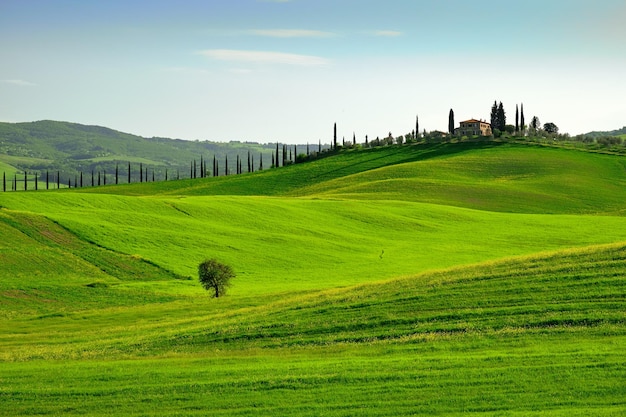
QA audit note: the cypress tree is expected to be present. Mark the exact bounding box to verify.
[275,142,279,168]
[35,173,38,191]
[98,172,101,186]
[2,172,5,192]
[24,172,27,191]
[103,171,106,186]
[282,145,287,166]
[200,155,204,178]
[74,175,78,188]
[68,178,71,188]
[366,135,369,146]
[128,162,131,183]
[115,163,119,184]
[213,155,217,177]
[515,104,519,132]
[416,115,419,138]
[520,103,525,133]
[46,170,49,190]
[80,172,83,187]
[225,155,228,176]
[448,109,455,134]
[333,122,337,149]
[490,101,498,130]
[57,171,60,189]
[193,160,197,179]
[140,163,143,183]
[177,169,180,180]
[145,166,148,182]
[91,170,94,187]
[353,132,356,146]
[259,153,263,170]
[152,170,154,182]
[251,154,255,172]
[530,116,540,132]
[247,151,251,173]
[497,102,506,131]
[14,173,17,191]
[236,155,240,174]
[318,140,321,153]
[165,169,168,181]
[306,142,310,156]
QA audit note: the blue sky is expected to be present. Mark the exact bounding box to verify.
[1,0,624,143]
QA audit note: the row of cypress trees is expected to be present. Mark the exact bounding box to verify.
[2,143,327,192]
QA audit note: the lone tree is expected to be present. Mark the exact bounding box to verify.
[198,259,235,298]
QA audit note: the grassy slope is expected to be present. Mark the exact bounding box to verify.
[85,142,626,214]
[3,192,626,297]
[1,243,624,415]
[1,142,626,415]
[0,160,18,183]
[293,144,626,214]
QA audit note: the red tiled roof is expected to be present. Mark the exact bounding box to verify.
[460,119,490,124]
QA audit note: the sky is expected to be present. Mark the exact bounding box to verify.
[1,0,625,144]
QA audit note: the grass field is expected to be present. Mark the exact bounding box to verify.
[1,141,625,415]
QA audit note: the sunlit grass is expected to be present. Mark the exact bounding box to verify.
[1,142,626,415]
[1,243,625,415]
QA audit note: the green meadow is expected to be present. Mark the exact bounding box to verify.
[1,141,625,415]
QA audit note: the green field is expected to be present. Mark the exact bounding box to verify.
[1,141,625,415]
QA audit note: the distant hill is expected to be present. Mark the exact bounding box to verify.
[0,120,319,179]
[584,126,626,138]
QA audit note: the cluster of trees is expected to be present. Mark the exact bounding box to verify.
[486,101,561,137]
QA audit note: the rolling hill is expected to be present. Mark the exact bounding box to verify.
[1,139,625,415]
[0,120,306,182]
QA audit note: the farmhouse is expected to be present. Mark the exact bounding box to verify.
[456,119,492,137]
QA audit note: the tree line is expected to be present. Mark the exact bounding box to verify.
[2,143,335,192]
[5,109,625,192]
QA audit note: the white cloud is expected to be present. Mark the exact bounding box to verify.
[2,79,36,87]
[198,49,330,66]
[374,30,402,37]
[251,29,334,38]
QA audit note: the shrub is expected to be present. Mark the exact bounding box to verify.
[198,259,235,298]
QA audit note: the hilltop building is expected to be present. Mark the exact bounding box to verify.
[455,119,492,137]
